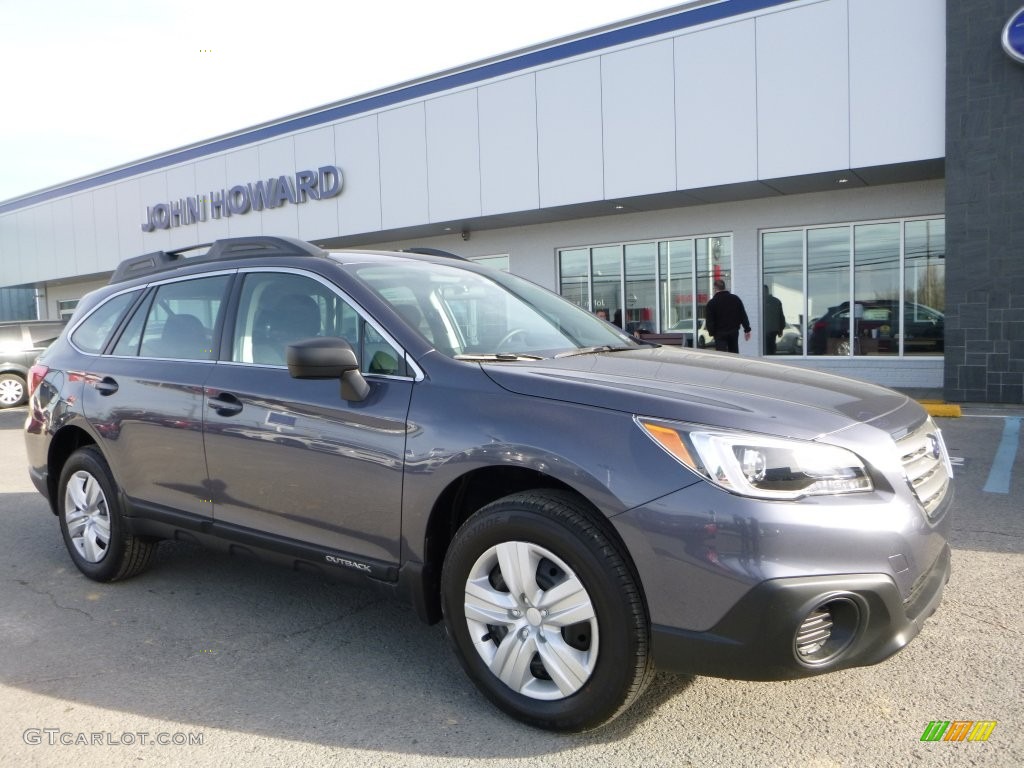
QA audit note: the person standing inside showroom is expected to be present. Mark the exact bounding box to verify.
[705,279,751,353]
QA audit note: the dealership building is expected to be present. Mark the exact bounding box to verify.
[1,0,1022,403]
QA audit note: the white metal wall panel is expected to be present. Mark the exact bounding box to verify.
[0,216,17,286]
[334,116,382,237]
[379,104,429,230]
[71,194,98,276]
[256,137,300,239]
[294,126,339,240]
[114,179,145,261]
[164,165,200,250]
[51,197,75,281]
[479,74,539,215]
[15,210,36,284]
[32,206,57,282]
[602,40,676,199]
[537,58,604,208]
[224,147,263,238]
[756,0,850,179]
[426,90,481,223]
[92,186,121,271]
[194,155,231,242]
[675,20,758,189]
[849,0,945,167]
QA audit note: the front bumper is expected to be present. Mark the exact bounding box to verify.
[651,543,950,680]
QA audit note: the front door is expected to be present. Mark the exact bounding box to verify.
[203,270,413,569]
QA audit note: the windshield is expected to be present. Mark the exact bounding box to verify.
[346,260,640,358]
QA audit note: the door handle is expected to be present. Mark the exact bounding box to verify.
[207,393,243,416]
[93,377,119,396]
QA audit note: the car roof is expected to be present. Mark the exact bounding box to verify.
[109,236,470,285]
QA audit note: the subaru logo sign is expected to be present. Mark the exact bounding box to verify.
[1004,6,1024,64]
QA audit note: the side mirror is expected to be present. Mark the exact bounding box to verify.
[287,337,370,402]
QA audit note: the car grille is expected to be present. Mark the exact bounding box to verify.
[896,419,951,519]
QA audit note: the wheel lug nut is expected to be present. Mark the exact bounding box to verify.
[519,628,530,640]
[510,609,521,618]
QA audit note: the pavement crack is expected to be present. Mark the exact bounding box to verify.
[282,597,383,640]
[944,599,1021,635]
[13,579,95,621]
[952,527,1023,539]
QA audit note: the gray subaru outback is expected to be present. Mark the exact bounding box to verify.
[24,236,953,731]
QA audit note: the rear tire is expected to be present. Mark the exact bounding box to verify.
[441,490,652,731]
[57,446,156,581]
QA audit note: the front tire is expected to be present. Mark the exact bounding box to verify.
[441,490,652,731]
[57,446,156,582]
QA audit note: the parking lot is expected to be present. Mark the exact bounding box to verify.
[1,403,1021,767]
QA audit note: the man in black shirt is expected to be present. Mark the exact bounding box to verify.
[705,279,751,353]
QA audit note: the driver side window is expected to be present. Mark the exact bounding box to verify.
[232,272,407,375]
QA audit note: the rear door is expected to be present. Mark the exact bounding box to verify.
[202,269,414,572]
[82,273,232,519]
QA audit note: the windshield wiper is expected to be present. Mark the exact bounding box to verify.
[454,353,544,362]
[554,345,638,358]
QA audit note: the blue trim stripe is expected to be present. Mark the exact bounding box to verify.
[0,0,794,216]
[983,417,1021,494]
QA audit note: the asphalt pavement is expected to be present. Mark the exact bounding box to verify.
[0,404,1021,767]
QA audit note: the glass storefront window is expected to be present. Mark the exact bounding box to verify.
[854,222,900,356]
[762,230,803,355]
[558,248,589,311]
[763,217,944,359]
[592,246,622,326]
[904,219,946,356]
[807,227,851,356]
[659,239,694,333]
[624,243,656,334]
[558,234,732,344]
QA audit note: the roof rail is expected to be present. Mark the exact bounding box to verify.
[401,247,468,261]
[109,236,326,284]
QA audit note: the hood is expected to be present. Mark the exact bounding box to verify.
[481,346,916,440]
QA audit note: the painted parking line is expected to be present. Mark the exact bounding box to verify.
[983,417,1021,494]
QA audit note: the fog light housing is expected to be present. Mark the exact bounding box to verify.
[793,596,861,666]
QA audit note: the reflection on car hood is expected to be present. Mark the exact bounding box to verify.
[481,346,915,440]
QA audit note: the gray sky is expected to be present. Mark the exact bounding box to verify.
[0,0,679,203]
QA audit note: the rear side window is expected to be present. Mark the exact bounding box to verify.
[70,292,140,354]
[136,276,230,360]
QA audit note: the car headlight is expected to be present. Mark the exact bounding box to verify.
[636,417,872,500]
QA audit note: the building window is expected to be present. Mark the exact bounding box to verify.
[470,254,510,272]
[762,217,944,357]
[558,234,732,342]
[57,299,79,321]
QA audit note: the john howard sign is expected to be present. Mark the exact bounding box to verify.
[141,165,343,233]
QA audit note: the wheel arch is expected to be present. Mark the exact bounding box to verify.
[45,425,98,514]
[410,466,641,626]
